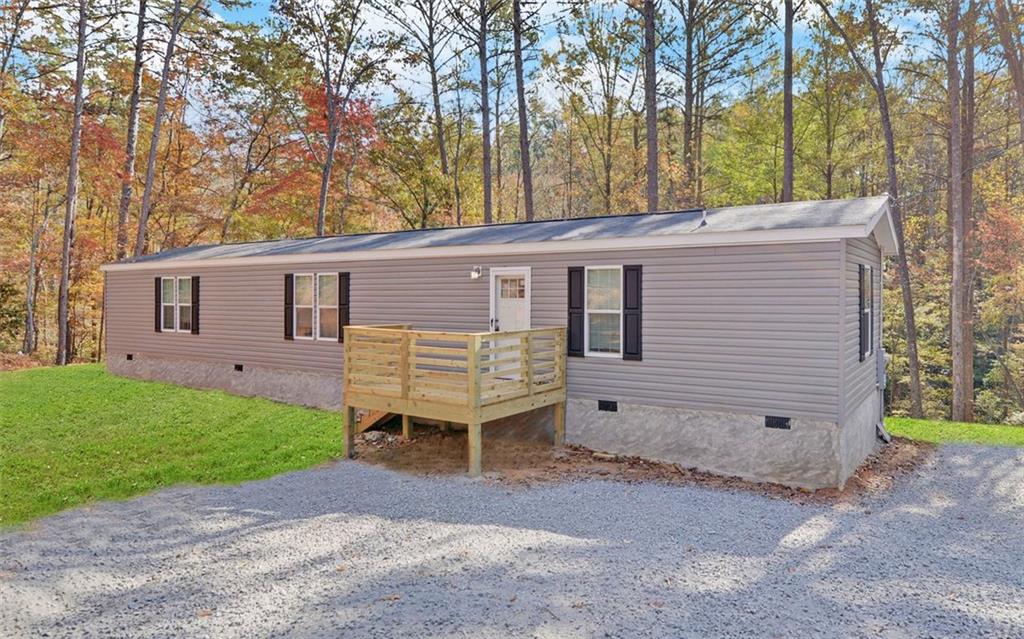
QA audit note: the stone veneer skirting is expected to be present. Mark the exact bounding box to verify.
[840,391,882,481]
[108,352,344,410]
[565,399,871,489]
[107,352,554,440]
[109,353,878,488]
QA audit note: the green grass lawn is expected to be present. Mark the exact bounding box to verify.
[887,417,1024,447]
[0,364,341,526]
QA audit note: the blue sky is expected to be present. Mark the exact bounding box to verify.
[215,1,271,24]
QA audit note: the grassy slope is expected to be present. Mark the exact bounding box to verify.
[0,364,341,526]
[887,417,1024,447]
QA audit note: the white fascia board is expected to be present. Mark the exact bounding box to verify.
[100,226,862,272]
[864,198,899,255]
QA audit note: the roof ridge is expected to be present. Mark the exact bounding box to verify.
[115,196,891,266]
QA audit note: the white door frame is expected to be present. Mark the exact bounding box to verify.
[488,266,532,332]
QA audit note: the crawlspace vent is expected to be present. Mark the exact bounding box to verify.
[765,416,792,430]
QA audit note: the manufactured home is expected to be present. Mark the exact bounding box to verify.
[101,195,895,489]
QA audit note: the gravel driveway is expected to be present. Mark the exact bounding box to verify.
[2,444,1022,638]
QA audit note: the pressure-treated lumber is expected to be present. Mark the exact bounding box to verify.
[343,405,356,458]
[342,325,566,475]
[356,408,392,433]
[554,401,566,447]
[468,421,482,476]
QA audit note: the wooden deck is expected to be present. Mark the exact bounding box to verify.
[342,325,567,475]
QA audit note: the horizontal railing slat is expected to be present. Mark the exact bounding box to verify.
[344,325,566,420]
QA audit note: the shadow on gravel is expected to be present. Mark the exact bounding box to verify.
[1,445,1021,637]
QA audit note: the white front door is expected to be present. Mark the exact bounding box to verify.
[490,267,531,333]
[488,268,531,379]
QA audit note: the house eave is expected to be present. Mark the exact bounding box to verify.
[864,197,899,255]
[100,226,866,273]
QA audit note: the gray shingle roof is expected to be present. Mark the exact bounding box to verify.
[122,195,890,264]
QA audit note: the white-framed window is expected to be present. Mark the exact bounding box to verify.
[161,276,192,333]
[177,277,192,332]
[161,277,176,331]
[294,273,339,341]
[584,265,623,357]
[860,264,874,359]
[294,273,315,339]
[317,273,339,340]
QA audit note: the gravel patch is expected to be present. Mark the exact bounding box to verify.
[2,444,1022,638]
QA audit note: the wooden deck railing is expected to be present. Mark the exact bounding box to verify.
[342,325,567,474]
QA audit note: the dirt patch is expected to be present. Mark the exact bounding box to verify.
[0,353,46,372]
[354,424,934,505]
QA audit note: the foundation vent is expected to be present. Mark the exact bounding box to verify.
[234,364,244,372]
[765,416,791,430]
[598,400,618,412]
[126,353,133,361]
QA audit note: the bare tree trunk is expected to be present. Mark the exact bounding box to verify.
[316,122,339,236]
[57,0,88,366]
[565,98,574,216]
[682,0,695,201]
[817,0,924,415]
[991,0,1024,145]
[453,79,467,225]
[116,0,147,260]
[962,1,978,423]
[695,79,705,203]
[947,0,968,421]
[23,187,57,354]
[430,63,449,177]
[642,0,658,212]
[604,98,613,216]
[337,145,359,233]
[782,0,795,202]
[512,0,534,221]
[478,0,493,224]
[869,0,923,417]
[135,0,188,256]
[0,0,30,161]
[494,68,504,222]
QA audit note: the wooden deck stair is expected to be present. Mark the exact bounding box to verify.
[342,325,567,476]
[355,408,393,433]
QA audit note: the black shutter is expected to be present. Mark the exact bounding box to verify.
[567,267,584,356]
[190,276,200,334]
[623,264,642,360]
[858,264,867,362]
[154,277,162,332]
[284,274,294,340]
[338,272,350,343]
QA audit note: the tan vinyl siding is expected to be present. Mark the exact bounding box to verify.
[841,237,882,419]
[106,241,842,420]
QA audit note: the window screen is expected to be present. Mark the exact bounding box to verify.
[317,273,339,339]
[586,267,622,355]
[294,274,315,339]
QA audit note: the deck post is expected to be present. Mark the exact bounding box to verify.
[553,400,566,447]
[343,405,356,458]
[468,421,482,476]
[399,332,410,399]
[345,326,566,472]
[467,334,483,476]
